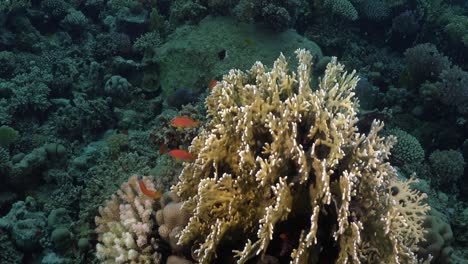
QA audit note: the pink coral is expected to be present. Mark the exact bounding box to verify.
[95,175,161,263]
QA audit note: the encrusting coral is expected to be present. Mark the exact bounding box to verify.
[172,49,430,263]
[155,197,190,253]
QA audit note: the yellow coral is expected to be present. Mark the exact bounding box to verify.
[388,177,430,251]
[173,49,430,263]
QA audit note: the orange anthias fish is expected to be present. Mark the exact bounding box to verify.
[208,80,219,91]
[279,232,294,257]
[138,179,162,199]
[168,149,194,161]
[159,143,167,155]
[171,116,200,128]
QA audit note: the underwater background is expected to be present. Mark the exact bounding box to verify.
[0,0,467,263]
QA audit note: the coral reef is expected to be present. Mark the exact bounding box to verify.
[155,194,190,253]
[453,206,468,246]
[52,97,115,140]
[154,16,322,98]
[47,208,74,251]
[0,0,30,12]
[8,145,49,187]
[418,209,454,263]
[233,0,300,31]
[385,128,425,167]
[41,0,69,19]
[95,175,162,263]
[0,197,47,252]
[0,147,12,177]
[1,0,467,262]
[444,15,468,48]
[404,43,451,86]
[106,133,129,157]
[435,66,468,114]
[429,149,465,192]
[0,231,23,264]
[172,49,430,263]
[104,75,132,98]
[320,0,358,21]
[0,125,18,148]
[78,148,155,226]
[0,51,16,78]
[60,9,89,35]
[355,0,390,21]
[391,10,420,39]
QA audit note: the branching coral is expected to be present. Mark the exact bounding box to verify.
[173,49,430,263]
[388,177,430,251]
[404,43,451,86]
[320,0,358,21]
[0,0,30,12]
[95,175,162,263]
[435,66,468,114]
[233,0,299,31]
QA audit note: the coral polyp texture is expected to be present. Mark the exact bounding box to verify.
[173,49,430,263]
[95,175,161,263]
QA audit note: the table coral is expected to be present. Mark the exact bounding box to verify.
[173,49,430,263]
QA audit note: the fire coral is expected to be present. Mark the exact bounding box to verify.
[172,49,430,263]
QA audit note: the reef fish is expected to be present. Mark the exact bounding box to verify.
[209,80,219,91]
[138,179,162,199]
[168,149,195,161]
[159,143,167,155]
[171,116,200,128]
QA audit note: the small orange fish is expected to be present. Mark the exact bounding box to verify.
[279,233,289,241]
[209,80,219,91]
[159,143,167,155]
[171,116,200,128]
[279,232,293,257]
[168,149,194,161]
[138,179,162,199]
